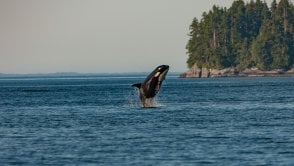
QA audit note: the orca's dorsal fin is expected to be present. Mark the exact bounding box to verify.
[132,83,142,89]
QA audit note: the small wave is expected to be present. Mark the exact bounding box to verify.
[22,89,50,92]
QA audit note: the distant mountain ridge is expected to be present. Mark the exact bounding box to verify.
[0,72,82,77]
[0,72,181,78]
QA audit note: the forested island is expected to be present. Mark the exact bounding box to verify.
[181,0,294,78]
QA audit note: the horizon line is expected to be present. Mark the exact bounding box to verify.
[0,71,183,76]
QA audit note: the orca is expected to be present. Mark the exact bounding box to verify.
[132,65,169,107]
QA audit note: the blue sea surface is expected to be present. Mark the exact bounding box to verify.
[0,74,293,165]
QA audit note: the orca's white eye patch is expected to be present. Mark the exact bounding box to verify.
[155,72,161,77]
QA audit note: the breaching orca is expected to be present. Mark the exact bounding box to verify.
[132,65,169,107]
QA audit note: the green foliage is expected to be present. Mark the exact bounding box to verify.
[186,0,294,70]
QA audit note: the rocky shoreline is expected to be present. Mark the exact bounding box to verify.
[179,64,294,78]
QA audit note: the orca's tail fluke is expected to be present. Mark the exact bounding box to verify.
[132,83,142,89]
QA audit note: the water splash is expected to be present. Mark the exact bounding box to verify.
[125,88,141,108]
[126,88,164,108]
[152,97,165,108]
[142,97,165,108]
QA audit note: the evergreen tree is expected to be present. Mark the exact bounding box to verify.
[185,0,294,71]
[186,18,199,68]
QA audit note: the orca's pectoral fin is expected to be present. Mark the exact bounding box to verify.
[132,83,142,89]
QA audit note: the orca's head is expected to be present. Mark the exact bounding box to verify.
[154,65,169,81]
[156,65,169,72]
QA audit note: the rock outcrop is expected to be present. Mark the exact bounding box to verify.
[179,65,294,78]
[181,64,201,78]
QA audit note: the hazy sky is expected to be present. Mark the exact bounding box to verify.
[0,0,283,74]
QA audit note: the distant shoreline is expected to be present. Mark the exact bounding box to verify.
[0,72,182,78]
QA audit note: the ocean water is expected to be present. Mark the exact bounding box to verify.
[0,74,293,165]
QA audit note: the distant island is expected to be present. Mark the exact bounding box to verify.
[181,0,294,78]
[0,72,82,77]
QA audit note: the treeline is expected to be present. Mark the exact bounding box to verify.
[186,0,294,71]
